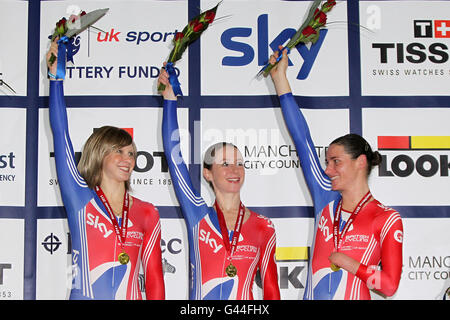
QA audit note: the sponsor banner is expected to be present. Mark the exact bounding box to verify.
[38,107,189,206]
[34,218,190,300]
[200,107,348,206]
[0,219,24,300]
[270,217,312,300]
[0,1,28,96]
[39,0,188,96]
[36,219,71,300]
[363,108,450,206]
[360,1,450,96]
[372,218,450,300]
[0,108,26,207]
[160,218,189,300]
[201,0,349,96]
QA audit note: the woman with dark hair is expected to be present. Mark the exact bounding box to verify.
[159,64,280,300]
[47,40,164,300]
[268,47,403,300]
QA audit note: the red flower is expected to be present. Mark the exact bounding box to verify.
[302,26,317,37]
[57,17,67,27]
[174,32,184,41]
[314,10,327,25]
[80,11,86,16]
[193,21,204,33]
[56,18,67,28]
[189,19,198,27]
[204,10,216,24]
[323,0,336,11]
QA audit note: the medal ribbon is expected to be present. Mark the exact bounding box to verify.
[214,200,245,259]
[95,186,129,245]
[332,191,372,251]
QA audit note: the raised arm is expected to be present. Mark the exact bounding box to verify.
[159,66,208,227]
[47,40,92,214]
[269,47,337,215]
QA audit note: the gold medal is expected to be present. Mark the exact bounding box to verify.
[226,263,237,277]
[330,263,340,272]
[118,251,130,265]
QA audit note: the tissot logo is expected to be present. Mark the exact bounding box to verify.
[414,20,450,38]
[372,19,449,64]
[377,136,450,177]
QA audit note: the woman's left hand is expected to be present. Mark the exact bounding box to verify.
[47,37,59,78]
[328,251,360,275]
[157,62,177,101]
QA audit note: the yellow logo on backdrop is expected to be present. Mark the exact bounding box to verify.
[276,247,309,262]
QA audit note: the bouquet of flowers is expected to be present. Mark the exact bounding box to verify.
[50,11,87,40]
[48,10,87,65]
[257,0,336,77]
[158,1,221,95]
[48,8,108,71]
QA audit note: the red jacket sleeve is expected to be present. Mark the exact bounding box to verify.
[141,205,165,299]
[356,211,403,297]
[259,218,280,300]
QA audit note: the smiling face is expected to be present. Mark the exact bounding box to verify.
[101,144,136,186]
[325,143,362,192]
[203,145,245,195]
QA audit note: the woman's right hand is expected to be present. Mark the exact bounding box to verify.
[158,62,177,101]
[269,45,292,96]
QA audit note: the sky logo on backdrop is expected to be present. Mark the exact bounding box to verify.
[220,14,328,80]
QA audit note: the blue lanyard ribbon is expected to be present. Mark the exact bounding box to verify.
[56,36,75,79]
[165,62,183,96]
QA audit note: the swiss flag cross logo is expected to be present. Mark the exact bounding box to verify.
[434,20,450,38]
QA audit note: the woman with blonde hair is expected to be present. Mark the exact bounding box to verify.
[47,39,164,300]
